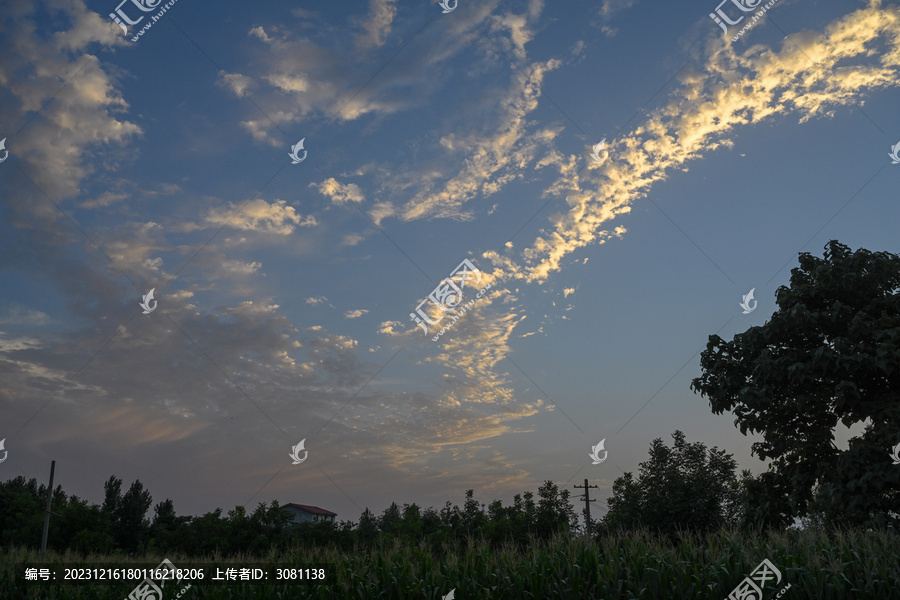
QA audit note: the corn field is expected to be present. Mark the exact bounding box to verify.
[2,527,898,599]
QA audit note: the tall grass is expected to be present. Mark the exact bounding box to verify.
[2,527,897,599]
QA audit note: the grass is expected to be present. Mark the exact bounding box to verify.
[2,527,898,599]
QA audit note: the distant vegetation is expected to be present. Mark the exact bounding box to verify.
[0,474,583,555]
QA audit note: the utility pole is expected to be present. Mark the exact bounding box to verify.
[573,479,598,538]
[40,460,55,557]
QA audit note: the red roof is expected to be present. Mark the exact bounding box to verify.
[283,503,337,516]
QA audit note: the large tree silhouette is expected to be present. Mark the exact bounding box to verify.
[692,240,900,529]
[601,430,741,537]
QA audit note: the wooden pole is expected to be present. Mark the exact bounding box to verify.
[40,460,55,557]
[573,479,598,538]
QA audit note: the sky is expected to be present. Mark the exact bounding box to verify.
[1,0,899,525]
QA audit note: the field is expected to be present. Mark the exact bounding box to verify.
[3,527,899,599]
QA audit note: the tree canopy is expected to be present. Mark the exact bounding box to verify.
[691,240,900,529]
[601,430,742,538]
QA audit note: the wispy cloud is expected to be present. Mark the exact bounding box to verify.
[202,199,317,234]
[355,0,398,50]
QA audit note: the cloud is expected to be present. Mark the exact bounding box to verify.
[0,1,140,201]
[216,70,256,97]
[344,309,370,319]
[488,6,540,61]
[356,0,398,49]
[203,199,317,234]
[235,2,507,143]
[377,320,404,336]
[79,191,129,209]
[599,0,638,19]
[97,221,168,279]
[342,233,365,246]
[368,202,397,227]
[0,306,51,327]
[505,1,900,284]
[398,59,562,222]
[312,178,365,205]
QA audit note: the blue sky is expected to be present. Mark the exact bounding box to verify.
[1,0,899,523]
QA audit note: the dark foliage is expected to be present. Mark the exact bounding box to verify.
[0,477,579,556]
[692,240,900,530]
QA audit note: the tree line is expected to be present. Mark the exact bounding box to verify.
[0,475,582,555]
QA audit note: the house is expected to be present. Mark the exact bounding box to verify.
[282,503,337,525]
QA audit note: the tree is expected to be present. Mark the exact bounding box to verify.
[149,498,187,553]
[357,508,378,546]
[602,430,741,538]
[378,502,403,538]
[57,495,114,555]
[535,481,578,539]
[115,480,153,552]
[101,475,122,532]
[692,241,900,529]
[399,503,423,539]
[0,477,44,547]
[462,489,485,534]
[181,508,227,554]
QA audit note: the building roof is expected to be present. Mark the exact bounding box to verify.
[282,503,337,516]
